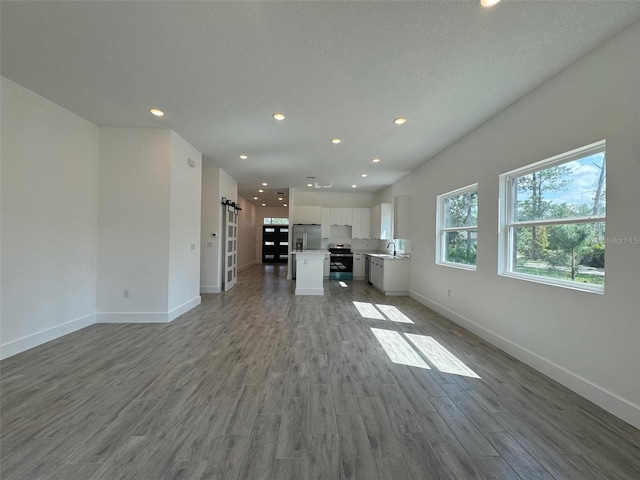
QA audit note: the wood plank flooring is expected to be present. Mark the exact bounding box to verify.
[1,264,639,479]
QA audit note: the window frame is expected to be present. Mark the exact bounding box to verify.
[498,140,606,294]
[435,183,478,271]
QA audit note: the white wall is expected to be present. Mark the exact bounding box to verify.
[237,196,257,271]
[391,22,640,428]
[168,131,202,318]
[200,164,237,292]
[293,190,376,208]
[97,128,172,322]
[1,77,99,358]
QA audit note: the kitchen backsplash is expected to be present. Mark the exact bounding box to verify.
[321,224,411,253]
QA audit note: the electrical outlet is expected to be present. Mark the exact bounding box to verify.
[123,289,129,298]
[207,242,213,247]
[191,243,196,250]
[447,289,451,297]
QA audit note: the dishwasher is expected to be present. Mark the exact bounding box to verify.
[364,254,371,284]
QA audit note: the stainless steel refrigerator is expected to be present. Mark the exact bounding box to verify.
[293,224,321,250]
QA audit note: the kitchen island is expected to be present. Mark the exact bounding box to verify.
[292,251,329,295]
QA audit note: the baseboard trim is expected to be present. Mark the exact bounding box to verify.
[168,296,201,322]
[0,312,96,360]
[409,290,640,430]
[295,287,325,296]
[238,262,256,273]
[200,286,221,294]
[96,312,170,324]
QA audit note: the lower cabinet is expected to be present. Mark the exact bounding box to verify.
[353,253,364,278]
[370,257,409,295]
[324,254,330,278]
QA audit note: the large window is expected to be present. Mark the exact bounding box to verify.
[436,184,478,269]
[499,140,606,293]
[263,217,289,225]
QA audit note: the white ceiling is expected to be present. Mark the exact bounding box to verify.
[3,1,640,206]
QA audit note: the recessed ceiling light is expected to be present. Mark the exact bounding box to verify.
[331,138,341,144]
[352,184,357,188]
[273,113,285,121]
[253,197,258,200]
[262,204,266,207]
[393,117,407,125]
[258,189,264,193]
[239,154,248,160]
[284,204,288,207]
[278,197,283,201]
[372,158,381,163]
[307,183,313,187]
[262,182,268,186]
[480,0,501,7]
[150,108,164,117]
[361,174,368,178]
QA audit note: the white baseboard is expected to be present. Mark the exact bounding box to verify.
[200,286,221,294]
[409,290,640,430]
[168,296,201,321]
[238,262,256,273]
[96,312,170,324]
[0,312,96,360]
[295,287,324,295]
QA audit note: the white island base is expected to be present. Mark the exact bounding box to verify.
[294,251,326,295]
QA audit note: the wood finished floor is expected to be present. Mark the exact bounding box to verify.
[1,264,639,480]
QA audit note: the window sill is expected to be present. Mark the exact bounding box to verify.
[437,261,477,271]
[499,271,604,294]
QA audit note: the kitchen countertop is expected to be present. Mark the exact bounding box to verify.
[360,252,410,260]
[291,250,330,255]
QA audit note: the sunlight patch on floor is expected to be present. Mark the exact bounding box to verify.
[370,328,430,369]
[339,281,348,288]
[353,301,385,320]
[405,333,480,378]
[376,304,414,324]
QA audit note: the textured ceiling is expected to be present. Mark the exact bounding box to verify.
[3,1,640,206]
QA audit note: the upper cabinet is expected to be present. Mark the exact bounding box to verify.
[293,204,374,238]
[352,208,371,239]
[393,195,411,239]
[330,207,353,226]
[321,208,331,238]
[371,203,392,240]
[293,205,322,224]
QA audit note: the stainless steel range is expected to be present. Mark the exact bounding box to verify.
[329,243,353,280]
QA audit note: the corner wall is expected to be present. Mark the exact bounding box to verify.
[1,77,99,358]
[168,131,202,319]
[386,21,640,428]
[97,128,172,322]
[200,164,237,293]
[237,196,257,271]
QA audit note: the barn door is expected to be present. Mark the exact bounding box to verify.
[223,207,237,291]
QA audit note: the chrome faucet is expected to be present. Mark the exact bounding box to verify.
[387,241,396,257]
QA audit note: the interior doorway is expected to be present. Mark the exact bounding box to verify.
[262,224,289,263]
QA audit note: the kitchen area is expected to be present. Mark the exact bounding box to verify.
[290,194,412,296]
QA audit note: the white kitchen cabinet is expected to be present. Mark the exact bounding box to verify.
[393,195,411,239]
[371,203,392,240]
[341,208,353,226]
[294,206,321,224]
[330,207,353,225]
[370,257,384,290]
[308,206,322,224]
[353,253,364,278]
[321,208,331,238]
[351,208,372,239]
[369,256,410,295]
[293,205,307,223]
[330,207,341,225]
[324,253,330,278]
